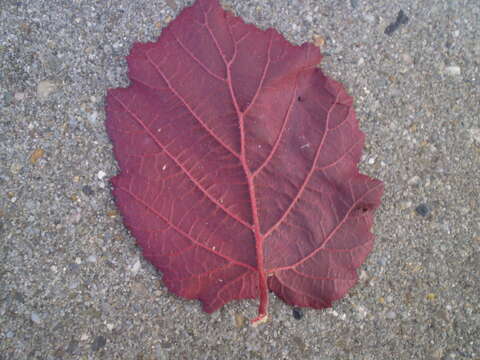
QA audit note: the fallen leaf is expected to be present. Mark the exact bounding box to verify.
[106,0,383,324]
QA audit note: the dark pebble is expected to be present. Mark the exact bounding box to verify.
[385,10,409,35]
[13,291,25,303]
[350,0,359,9]
[415,203,430,217]
[91,336,107,351]
[292,307,304,320]
[82,185,95,196]
[67,263,80,273]
[66,339,78,354]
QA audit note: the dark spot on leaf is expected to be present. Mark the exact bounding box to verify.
[91,336,106,352]
[82,185,94,196]
[384,10,409,35]
[292,307,304,320]
[297,96,304,102]
[415,203,430,217]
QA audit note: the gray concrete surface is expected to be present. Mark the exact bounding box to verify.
[1,0,479,359]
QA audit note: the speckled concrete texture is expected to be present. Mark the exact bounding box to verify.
[1,0,478,359]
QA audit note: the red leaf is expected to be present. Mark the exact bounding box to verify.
[106,0,383,324]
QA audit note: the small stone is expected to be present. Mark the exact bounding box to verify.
[445,66,461,76]
[87,111,98,125]
[313,34,325,48]
[37,80,57,99]
[408,175,421,186]
[234,313,246,328]
[6,330,14,338]
[399,200,412,210]
[401,53,413,64]
[80,333,89,341]
[356,305,368,319]
[359,269,368,281]
[364,14,375,24]
[31,312,42,324]
[14,92,26,101]
[29,149,45,164]
[97,170,106,180]
[66,339,79,354]
[68,280,80,290]
[165,0,177,10]
[384,10,409,35]
[106,210,118,217]
[415,203,430,217]
[86,255,97,263]
[377,257,387,266]
[130,259,141,275]
[82,185,94,196]
[431,348,444,360]
[106,323,114,331]
[91,336,107,351]
[385,311,396,319]
[357,57,365,66]
[350,0,359,9]
[292,307,304,320]
[469,128,480,143]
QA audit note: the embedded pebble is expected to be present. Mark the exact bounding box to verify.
[14,92,26,101]
[130,259,141,275]
[444,66,461,76]
[386,311,397,319]
[31,312,42,324]
[91,336,107,351]
[415,203,430,217]
[82,185,95,196]
[37,80,57,99]
[408,175,421,186]
[356,305,368,319]
[469,128,480,143]
[292,307,304,320]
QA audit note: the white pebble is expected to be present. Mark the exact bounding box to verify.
[97,170,106,180]
[31,312,41,324]
[14,92,26,101]
[386,311,397,319]
[444,66,461,76]
[469,128,480,143]
[408,175,421,186]
[37,80,57,99]
[130,259,141,275]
